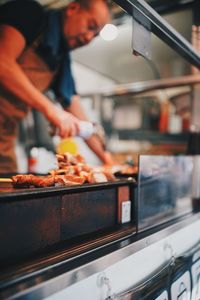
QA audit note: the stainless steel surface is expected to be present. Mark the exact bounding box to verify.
[102,74,200,97]
[3,214,200,300]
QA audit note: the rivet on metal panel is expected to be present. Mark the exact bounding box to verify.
[97,273,113,298]
[163,241,176,262]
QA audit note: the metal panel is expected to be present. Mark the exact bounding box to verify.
[137,155,194,231]
[61,189,117,240]
[132,18,151,59]
[2,216,200,300]
[0,196,61,265]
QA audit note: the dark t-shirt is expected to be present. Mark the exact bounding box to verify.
[0,0,46,45]
[0,0,76,106]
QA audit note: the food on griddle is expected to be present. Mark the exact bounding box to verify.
[12,174,85,188]
[12,174,54,188]
[117,165,138,175]
[88,172,108,183]
[12,152,116,188]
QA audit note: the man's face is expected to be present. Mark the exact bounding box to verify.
[62,1,110,50]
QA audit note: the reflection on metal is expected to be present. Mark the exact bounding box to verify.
[102,75,200,97]
[137,155,194,231]
[1,215,200,300]
[114,258,173,299]
[113,0,200,68]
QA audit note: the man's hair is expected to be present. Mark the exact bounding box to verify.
[76,0,109,10]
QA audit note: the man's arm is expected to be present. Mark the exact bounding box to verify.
[65,94,114,165]
[0,25,80,137]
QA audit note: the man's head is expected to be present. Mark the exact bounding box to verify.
[62,0,110,50]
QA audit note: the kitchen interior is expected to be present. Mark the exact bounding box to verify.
[15,0,198,172]
[1,0,200,299]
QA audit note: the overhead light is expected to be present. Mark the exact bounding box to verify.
[100,24,118,41]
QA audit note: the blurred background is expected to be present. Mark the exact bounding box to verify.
[1,0,199,172]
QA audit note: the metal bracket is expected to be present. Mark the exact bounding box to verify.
[132,20,151,59]
[114,0,200,69]
[132,7,151,59]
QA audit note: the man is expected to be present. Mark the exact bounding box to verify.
[0,0,113,173]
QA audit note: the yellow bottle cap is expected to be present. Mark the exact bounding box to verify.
[56,138,78,155]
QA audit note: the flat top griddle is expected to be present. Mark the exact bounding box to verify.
[0,177,136,271]
[0,178,136,200]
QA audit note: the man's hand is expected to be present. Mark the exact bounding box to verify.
[102,151,116,166]
[47,106,80,138]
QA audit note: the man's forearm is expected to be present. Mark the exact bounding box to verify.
[65,95,89,121]
[85,135,114,165]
